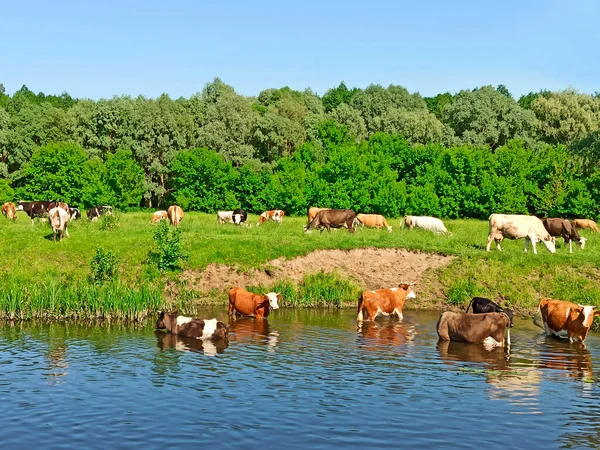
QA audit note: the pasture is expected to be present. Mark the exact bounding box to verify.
[1,211,600,318]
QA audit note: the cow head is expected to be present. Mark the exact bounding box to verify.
[398,283,416,300]
[156,311,177,332]
[402,216,412,228]
[264,292,281,310]
[567,305,599,342]
[578,236,587,249]
[542,235,556,253]
[502,307,515,328]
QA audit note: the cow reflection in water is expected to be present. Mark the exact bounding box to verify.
[155,330,228,357]
[228,317,279,350]
[357,321,416,351]
[539,337,594,383]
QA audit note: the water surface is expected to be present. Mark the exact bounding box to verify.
[0,309,599,449]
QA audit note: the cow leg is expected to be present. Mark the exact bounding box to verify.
[486,234,494,251]
[524,238,529,253]
[531,237,538,255]
[569,240,573,254]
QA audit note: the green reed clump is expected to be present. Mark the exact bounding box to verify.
[0,279,164,321]
[90,247,120,284]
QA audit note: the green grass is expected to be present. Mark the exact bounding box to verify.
[2,211,600,317]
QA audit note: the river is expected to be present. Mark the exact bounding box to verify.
[0,308,598,449]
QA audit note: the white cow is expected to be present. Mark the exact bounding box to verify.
[486,214,556,254]
[217,211,234,224]
[48,206,70,242]
[403,216,448,234]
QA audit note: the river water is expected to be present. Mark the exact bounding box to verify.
[0,308,599,449]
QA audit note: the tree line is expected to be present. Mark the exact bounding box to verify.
[1,79,600,219]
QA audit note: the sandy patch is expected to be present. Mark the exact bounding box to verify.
[177,248,454,296]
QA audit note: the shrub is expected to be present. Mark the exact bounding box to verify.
[90,248,120,284]
[99,211,120,231]
[148,219,189,272]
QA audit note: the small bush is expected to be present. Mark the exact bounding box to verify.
[148,219,189,272]
[99,211,120,231]
[446,278,479,306]
[90,247,120,284]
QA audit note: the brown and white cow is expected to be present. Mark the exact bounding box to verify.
[151,210,168,223]
[2,202,16,220]
[228,287,280,320]
[436,312,511,348]
[258,209,284,225]
[541,218,586,253]
[357,283,416,321]
[356,213,392,232]
[17,201,54,224]
[573,219,600,233]
[156,311,228,340]
[48,206,70,242]
[304,209,356,233]
[534,298,600,344]
[307,207,329,223]
[486,214,556,254]
[167,205,184,227]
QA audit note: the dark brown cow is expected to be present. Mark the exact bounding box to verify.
[534,298,599,344]
[436,312,511,347]
[304,209,356,233]
[156,311,228,340]
[228,287,280,320]
[541,218,586,253]
[16,201,54,224]
[357,284,416,321]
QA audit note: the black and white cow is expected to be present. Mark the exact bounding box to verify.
[87,205,113,221]
[232,208,248,225]
[465,297,514,328]
[16,201,54,225]
[69,207,81,220]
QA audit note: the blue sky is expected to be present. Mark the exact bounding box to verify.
[1,0,598,100]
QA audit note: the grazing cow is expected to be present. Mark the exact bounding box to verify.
[403,216,448,234]
[156,311,228,340]
[465,297,514,328]
[232,208,247,225]
[228,287,280,320]
[542,218,586,253]
[573,219,600,233]
[217,210,234,224]
[307,207,329,223]
[304,209,356,233]
[87,205,113,221]
[48,206,70,242]
[16,201,54,224]
[167,205,184,227]
[357,283,416,321]
[534,298,600,344]
[436,312,511,347]
[356,213,392,232]
[2,202,16,220]
[258,209,284,225]
[486,214,556,254]
[69,207,81,220]
[151,210,168,224]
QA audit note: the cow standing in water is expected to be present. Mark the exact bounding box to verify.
[534,298,600,344]
[167,205,184,227]
[228,287,280,320]
[436,312,511,348]
[49,206,70,242]
[357,284,416,321]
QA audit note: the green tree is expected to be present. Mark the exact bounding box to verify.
[424,92,453,120]
[322,82,359,113]
[104,149,146,208]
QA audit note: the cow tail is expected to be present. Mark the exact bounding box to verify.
[465,298,475,313]
[357,294,364,321]
[533,305,543,329]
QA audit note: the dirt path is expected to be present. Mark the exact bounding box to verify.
[178,248,454,297]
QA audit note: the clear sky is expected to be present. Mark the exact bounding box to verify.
[1,0,598,100]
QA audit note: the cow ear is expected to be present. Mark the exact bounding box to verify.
[594,309,600,317]
[276,293,282,301]
[398,283,408,289]
[570,307,582,322]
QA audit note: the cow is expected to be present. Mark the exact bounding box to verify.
[436,312,511,348]
[151,210,168,224]
[307,207,329,223]
[217,210,234,224]
[534,298,600,344]
[49,201,70,215]
[486,214,556,254]
[16,201,54,224]
[403,216,448,234]
[2,202,16,221]
[167,205,184,227]
[304,209,356,233]
[542,218,586,253]
[228,286,280,320]
[465,297,514,328]
[357,283,416,321]
[232,208,247,225]
[355,213,392,232]
[48,206,70,242]
[69,207,81,220]
[87,205,113,221]
[258,209,284,225]
[156,311,228,340]
[573,219,600,233]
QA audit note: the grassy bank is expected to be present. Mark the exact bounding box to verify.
[2,211,600,318]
